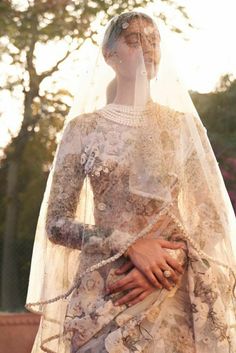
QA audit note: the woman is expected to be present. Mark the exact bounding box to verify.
[26,11,236,353]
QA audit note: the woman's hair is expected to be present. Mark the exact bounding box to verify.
[102,11,157,54]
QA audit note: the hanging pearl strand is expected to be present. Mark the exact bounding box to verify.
[166,210,236,297]
[26,203,171,309]
[26,202,236,310]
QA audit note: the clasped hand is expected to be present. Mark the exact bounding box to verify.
[106,238,186,307]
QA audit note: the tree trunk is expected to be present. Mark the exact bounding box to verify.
[1,159,21,310]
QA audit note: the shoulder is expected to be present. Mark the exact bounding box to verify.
[158,103,185,120]
[157,103,186,131]
[68,111,100,136]
[158,104,208,143]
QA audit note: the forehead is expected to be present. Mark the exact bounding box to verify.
[122,18,160,38]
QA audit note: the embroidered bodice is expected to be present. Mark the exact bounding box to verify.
[45,104,184,263]
[43,103,235,353]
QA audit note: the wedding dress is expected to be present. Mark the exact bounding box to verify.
[26,10,236,353]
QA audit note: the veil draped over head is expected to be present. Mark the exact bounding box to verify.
[26,10,236,353]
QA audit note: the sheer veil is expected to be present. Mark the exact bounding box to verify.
[26,9,236,353]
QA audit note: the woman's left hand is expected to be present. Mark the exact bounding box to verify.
[106,260,159,307]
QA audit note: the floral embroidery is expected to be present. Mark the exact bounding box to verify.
[44,105,235,353]
[79,112,99,135]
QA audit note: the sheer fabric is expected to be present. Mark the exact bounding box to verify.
[26,10,236,353]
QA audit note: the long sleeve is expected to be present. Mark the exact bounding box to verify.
[178,113,234,255]
[45,117,86,249]
[45,117,111,249]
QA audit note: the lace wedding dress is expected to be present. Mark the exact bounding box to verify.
[42,101,235,353]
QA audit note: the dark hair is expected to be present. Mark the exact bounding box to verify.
[102,11,157,54]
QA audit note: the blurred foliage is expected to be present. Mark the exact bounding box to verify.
[191,74,236,211]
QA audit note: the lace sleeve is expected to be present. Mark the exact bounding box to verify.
[179,115,227,251]
[45,117,87,249]
[46,116,113,250]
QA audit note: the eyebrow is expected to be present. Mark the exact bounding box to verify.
[123,32,141,37]
[123,32,159,39]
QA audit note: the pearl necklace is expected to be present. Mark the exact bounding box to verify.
[98,100,158,127]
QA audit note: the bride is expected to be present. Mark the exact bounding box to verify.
[26,11,236,353]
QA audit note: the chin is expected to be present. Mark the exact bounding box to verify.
[147,67,157,80]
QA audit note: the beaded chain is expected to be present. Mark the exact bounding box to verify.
[26,102,236,308]
[26,202,236,310]
[26,102,236,352]
[26,203,171,309]
[167,211,236,273]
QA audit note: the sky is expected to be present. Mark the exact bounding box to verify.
[0,0,236,149]
[171,0,236,91]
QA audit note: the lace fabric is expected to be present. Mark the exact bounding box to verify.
[26,10,236,353]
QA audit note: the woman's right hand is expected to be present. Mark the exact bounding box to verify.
[126,237,186,290]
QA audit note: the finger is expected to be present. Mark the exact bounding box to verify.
[165,255,185,275]
[160,261,179,284]
[127,290,154,307]
[108,280,137,294]
[158,239,185,250]
[153,267,173,291]
[114,288,143,306]
[144,269,163,289]
[115,261,133,275]
[107,276,133,293]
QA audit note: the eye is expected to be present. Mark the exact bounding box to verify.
[150,36,159,46]
[125,33,141,47]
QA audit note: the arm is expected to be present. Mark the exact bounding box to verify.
[45,117,86,249]
[107,221,187,306]
[178,114,227,252]
[45,117,111,249]
[108,213,186,289]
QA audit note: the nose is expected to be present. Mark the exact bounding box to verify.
[141,35,153,51]
[141,39,159,63]
[141,36,150,48]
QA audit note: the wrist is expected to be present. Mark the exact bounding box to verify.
[109,229,134,254]
[124,244,134,258]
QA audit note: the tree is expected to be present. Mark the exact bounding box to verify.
[0,90,70,307]
[191,74,236,211]
[0,0,191,310]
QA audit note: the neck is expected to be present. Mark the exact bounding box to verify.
[112,75,151,106]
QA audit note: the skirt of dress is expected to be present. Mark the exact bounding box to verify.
[73,266,195,353]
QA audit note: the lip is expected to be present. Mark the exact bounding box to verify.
[144,56,156,63]
[144,59,156,65]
